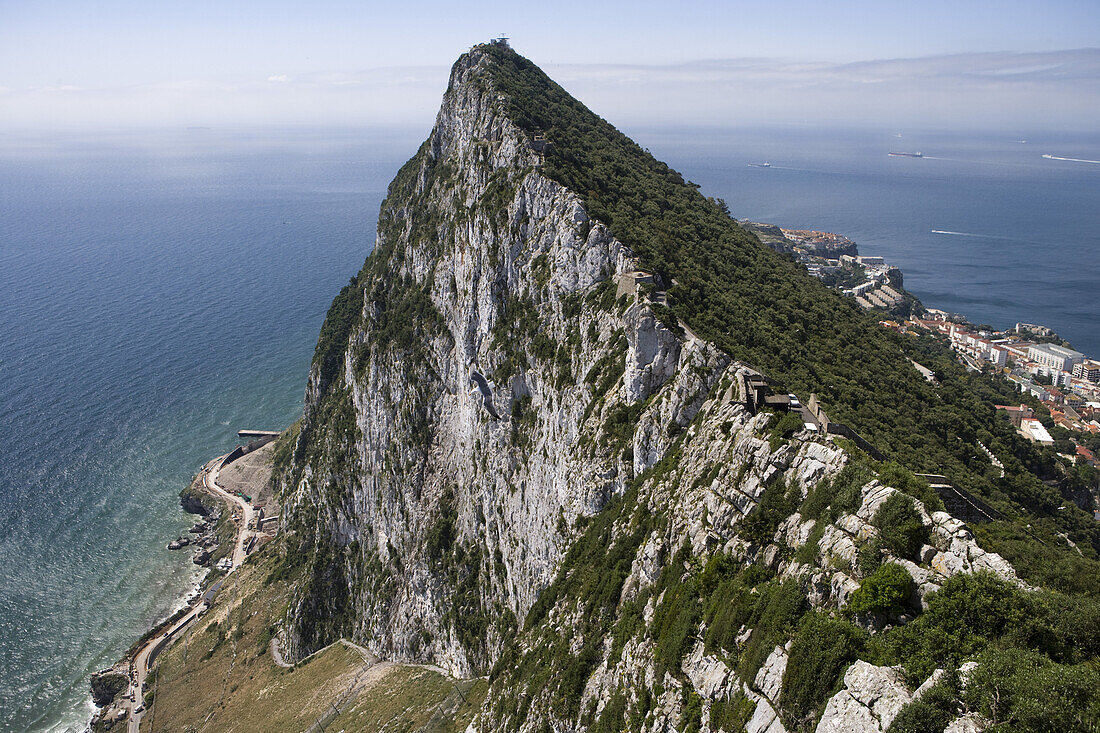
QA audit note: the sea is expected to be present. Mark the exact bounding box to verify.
[0,123,1097,731]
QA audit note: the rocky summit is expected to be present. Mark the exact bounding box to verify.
[182,42,1099,732]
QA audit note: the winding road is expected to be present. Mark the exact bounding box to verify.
[126,456,256,732]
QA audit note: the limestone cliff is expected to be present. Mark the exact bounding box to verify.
[277,46,708,676]
[272,41,1098,733]
[477,365,1017,732]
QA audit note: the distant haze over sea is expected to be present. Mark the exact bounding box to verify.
[3,49,1098,132]
[0,123,1096,730]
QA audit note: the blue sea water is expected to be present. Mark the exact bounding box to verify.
[0,126,418,731]
[0,123,1096,731]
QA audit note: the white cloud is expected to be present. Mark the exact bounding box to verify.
[267,74,289,83]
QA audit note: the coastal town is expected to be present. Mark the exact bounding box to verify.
[747,219,1100,500]
[912,316,1100,445]
[741,222,914,314]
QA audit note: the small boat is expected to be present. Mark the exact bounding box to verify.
[888,152,923,158]
[747,162,771,168]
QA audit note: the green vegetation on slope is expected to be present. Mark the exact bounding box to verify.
[140,552,365,733]
[475,43,1100,591]
[487,437,1100,730]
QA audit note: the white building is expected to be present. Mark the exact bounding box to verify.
[1028,343,1085,372]
[879,285,902,300]
[948,326,1008,367]
[1072,361,1100,384]
[847,281,876,296]
[1009,375,1051,402]
[1020,417,1054,445]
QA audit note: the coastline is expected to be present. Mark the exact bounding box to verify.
[86,467,222,733]
[86,440,279,733]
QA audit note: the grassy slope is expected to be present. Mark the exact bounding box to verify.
[141,548,482,732]
[327,665,488,732]
[474,43,1100,593]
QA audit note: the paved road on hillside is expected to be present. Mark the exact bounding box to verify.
[203,461,256,567]
[127,456,254,733]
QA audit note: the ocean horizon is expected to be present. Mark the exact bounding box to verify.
[0,122,1097,731]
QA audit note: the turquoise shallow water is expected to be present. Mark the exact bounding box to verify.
[0,123,1096,731]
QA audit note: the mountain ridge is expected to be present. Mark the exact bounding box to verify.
[262,42,1100,731]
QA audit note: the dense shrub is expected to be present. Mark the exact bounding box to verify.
[650,547,702,678]
[710,691,756,732]
[738,581,807,683]
[884,572,1100,683]
[827,462,875,520]
[871,493,930,561]
[849,563,913,616]
[312,274,364,390]
[963,648,1100,732]
[877,462,943,512]
[703,563,773,656]
[741,479,799,546]
[885,673,960,733]
[769,410,805,451]
[857,537,886,577]
[780,613,867,730]
[680,689,703,733]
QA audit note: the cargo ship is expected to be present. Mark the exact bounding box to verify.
[747,162,771,168]
[888,151,923,158]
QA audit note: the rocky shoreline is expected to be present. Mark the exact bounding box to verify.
[86,470,230,732]
[166,513,222,568]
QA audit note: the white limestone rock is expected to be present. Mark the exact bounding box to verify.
[622,301,681,404]
[945,713,987,732]
[816,690,881,733]
[816,661,912,733]
[754,643,790,702]
[746,695,788,733]
[913,668,945,701]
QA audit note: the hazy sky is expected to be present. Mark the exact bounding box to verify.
[2,0,1098,129]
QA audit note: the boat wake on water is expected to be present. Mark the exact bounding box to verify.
[1042,154,1100,164]
[931,230,1007,239]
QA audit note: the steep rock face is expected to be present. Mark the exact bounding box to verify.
[277,49,712,676]
[478,361,1017,731]
[274,43,1035,732]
